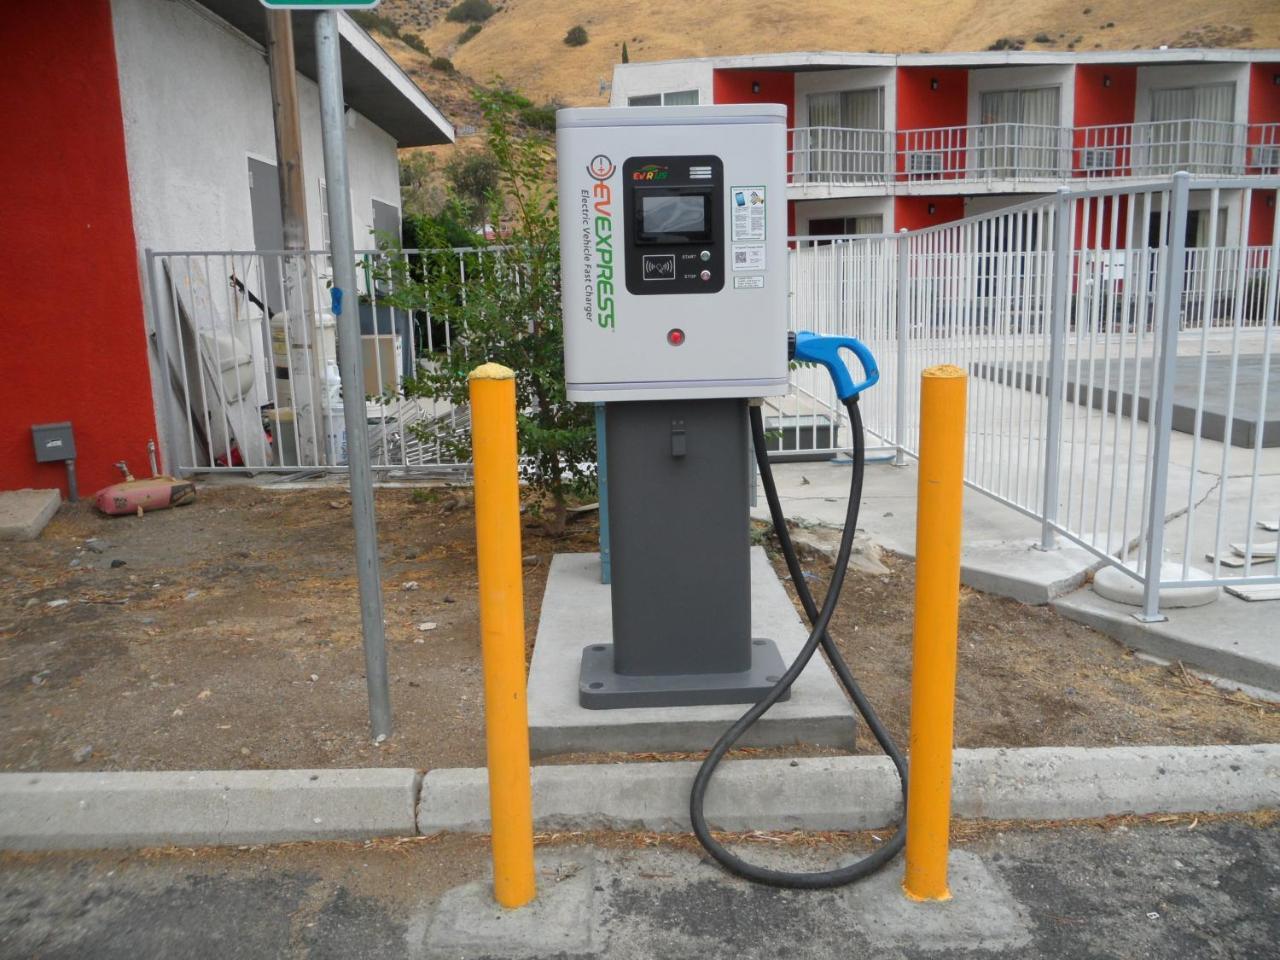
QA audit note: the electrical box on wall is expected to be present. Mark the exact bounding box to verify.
[556,105,788,402]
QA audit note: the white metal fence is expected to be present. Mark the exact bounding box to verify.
[145,247,479,478]
[148,175,1278,618]
[782,174,1279,618]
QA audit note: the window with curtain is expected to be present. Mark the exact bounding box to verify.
[804,88,886,182]
[628,90,700,107]
[1144,83,1236,174]
[976,87,1062,178]
[661,89,699,105]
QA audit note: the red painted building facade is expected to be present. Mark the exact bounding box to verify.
[613,50,1280,242]
[0,1,157,496]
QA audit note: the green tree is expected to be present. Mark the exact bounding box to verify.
[564,25,588,47]
[621,41,629,63]
[378,89,594,533]
[445,150,500,218]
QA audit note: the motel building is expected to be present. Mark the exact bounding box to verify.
[610,49,1280,244]
[1,1,453,497]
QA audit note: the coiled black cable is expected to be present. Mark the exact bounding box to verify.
[688,398,909,889]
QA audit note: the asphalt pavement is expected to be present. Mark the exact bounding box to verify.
[1,818,1276,959]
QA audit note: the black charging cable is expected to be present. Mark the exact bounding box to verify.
[688,398,909,889]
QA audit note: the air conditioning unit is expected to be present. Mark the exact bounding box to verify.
[1251,145,1280,172]
[1080,148,1117,172]
[906,151,945,175]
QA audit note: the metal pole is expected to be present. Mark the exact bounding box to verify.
[315,11,391,739]
[903,363,967,902]
[1137,172,1191,623]
[470,362,537,909]
[1037,187,1072,551]
[894,229,909,466]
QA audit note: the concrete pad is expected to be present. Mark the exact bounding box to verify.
[423,851,597,959]
[1054,585,1280,694]
[527,550,856,757]
[422,847,1027,959]
[847,851,1031,952]
[1093,562,1219,608]
[0,488,61,541]
[0,768,420,851]
[756,461,1100,605]
[418,744,1280,834]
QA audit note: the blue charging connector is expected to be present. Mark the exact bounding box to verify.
[790,331,879,401]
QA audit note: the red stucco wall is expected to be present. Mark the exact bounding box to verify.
[896,68,968,180]
[1248,189,1276,247]
[894,196,964,231]
[1247,63,1280,125]
[896,68,968,130]
[1074,65,1137,126]
[0,0,157,496]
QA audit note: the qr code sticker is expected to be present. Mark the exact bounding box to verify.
[734,251,747,264]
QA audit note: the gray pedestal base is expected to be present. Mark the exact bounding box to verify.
[578,639,791,709]
[527,550,856,756]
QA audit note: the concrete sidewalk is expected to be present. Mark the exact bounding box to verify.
[2,818,1276,958]
[762,459,1280,696]
[754,459,1099,604]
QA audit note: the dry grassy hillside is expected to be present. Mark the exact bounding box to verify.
[381,0,1280,106]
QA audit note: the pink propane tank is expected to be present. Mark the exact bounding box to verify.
[93,443,196,516]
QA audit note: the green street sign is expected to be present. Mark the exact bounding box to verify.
[259,1,380,8]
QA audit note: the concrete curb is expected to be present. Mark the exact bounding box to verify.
[418,744,1280,833]
[0,768,421,851]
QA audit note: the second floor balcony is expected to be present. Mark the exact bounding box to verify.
[789,120,1280,193]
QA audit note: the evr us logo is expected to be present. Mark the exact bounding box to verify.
[631,164,669,181]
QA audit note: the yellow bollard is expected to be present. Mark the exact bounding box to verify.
[469,362,536,909]
[903,364,967,902]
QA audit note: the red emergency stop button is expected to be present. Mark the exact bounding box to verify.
[667,328,685,346]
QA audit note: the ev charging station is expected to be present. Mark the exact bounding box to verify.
[557,105,791,708]
[556,104,906,889]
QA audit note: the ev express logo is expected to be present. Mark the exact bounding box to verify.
[586,155,616,330]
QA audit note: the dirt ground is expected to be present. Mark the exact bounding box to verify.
[1,483,1275,774]
[779,548,1280,753]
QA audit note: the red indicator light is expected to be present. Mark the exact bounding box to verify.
[667,328,685,346]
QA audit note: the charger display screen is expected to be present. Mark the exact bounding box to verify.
[640,194,707,237]
[635,189,713,244]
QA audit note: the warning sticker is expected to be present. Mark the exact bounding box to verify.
[734,275,765,289]
[730,185,766,242]
[731,243,765,272]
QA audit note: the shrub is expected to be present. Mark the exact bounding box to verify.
[564,25,588,47]
[1033,32,1052,44]
[402,32,429,55]
[377,88,596,532]
[458,22,482,44]
[445,0,495,23]
[518,102,558,132]
[430,56,455,72]
[986,36,1025,51]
